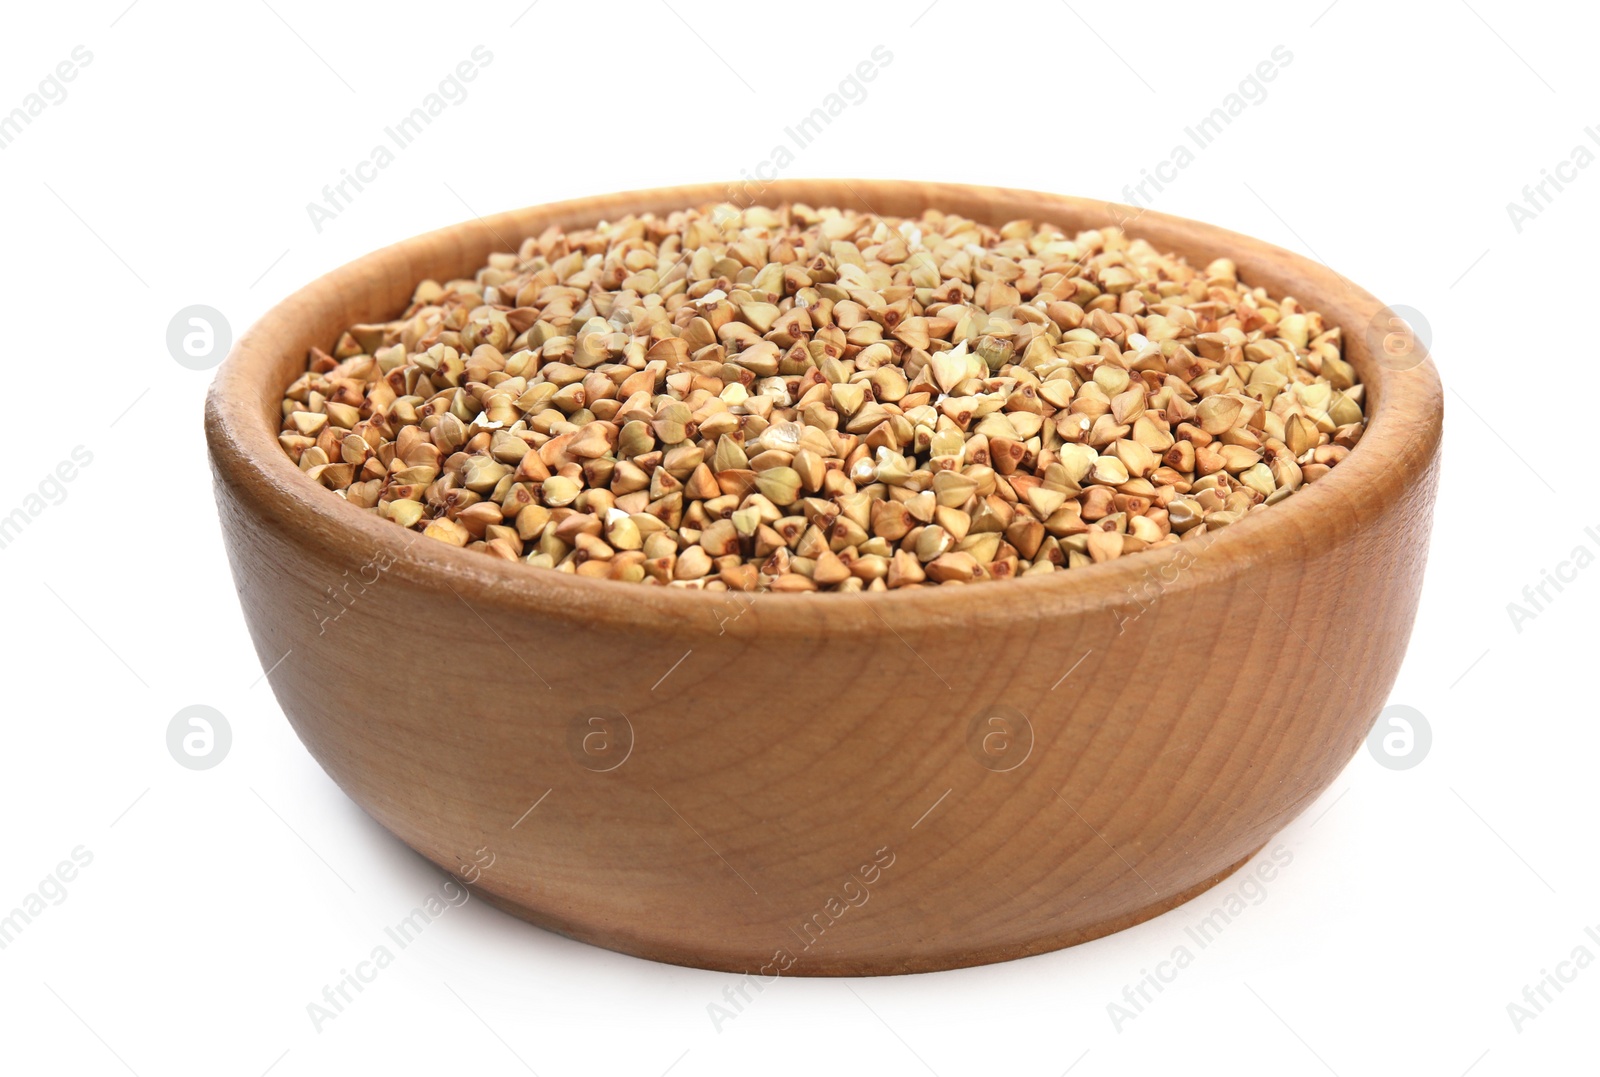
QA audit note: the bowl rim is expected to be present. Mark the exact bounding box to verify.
[206,179,1444,638]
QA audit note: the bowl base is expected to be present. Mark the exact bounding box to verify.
[462,842,1268,976]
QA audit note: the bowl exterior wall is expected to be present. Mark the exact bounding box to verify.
[213,450,1436,974]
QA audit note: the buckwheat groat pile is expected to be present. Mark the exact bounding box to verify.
[277,204,1364,591]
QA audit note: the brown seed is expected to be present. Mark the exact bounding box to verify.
[914,525,953,562]
[699,518,741,558]
[423,517,471,547]
[1193,446,1226,478]
[1269,453,1303,492]
[932,470,978,508]
[1086,530,1124,563]
[652,402,692,445]
[1219,445,1262,473]
[887,549,927,588]
[674,546,712,580]
[373,490,415,524]
[931,347,970,394]
[566,422,614,459]
[463,457,511,494]
[792,449,826,494]
[1024,486,1067,519]
[1238,463,1276,498]
[1090,456,1130,486]
[988,437,1027,476]
[712,435,748,473]
[892,317,930,350]
[684,464,721,501]
[756,467,802,507]
[812,549,851,586]
[830,382,866,416]
[867,501,912,542]
[1195,395,1244,435]
[926,551,980,583]
[607,513,643,550]
[542,475,581,506]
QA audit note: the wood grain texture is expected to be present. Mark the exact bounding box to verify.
[205,181,1444,975]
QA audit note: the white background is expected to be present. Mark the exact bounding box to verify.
[1,1,1594,1074]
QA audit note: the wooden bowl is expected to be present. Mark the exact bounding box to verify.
[206,181,1442,975]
